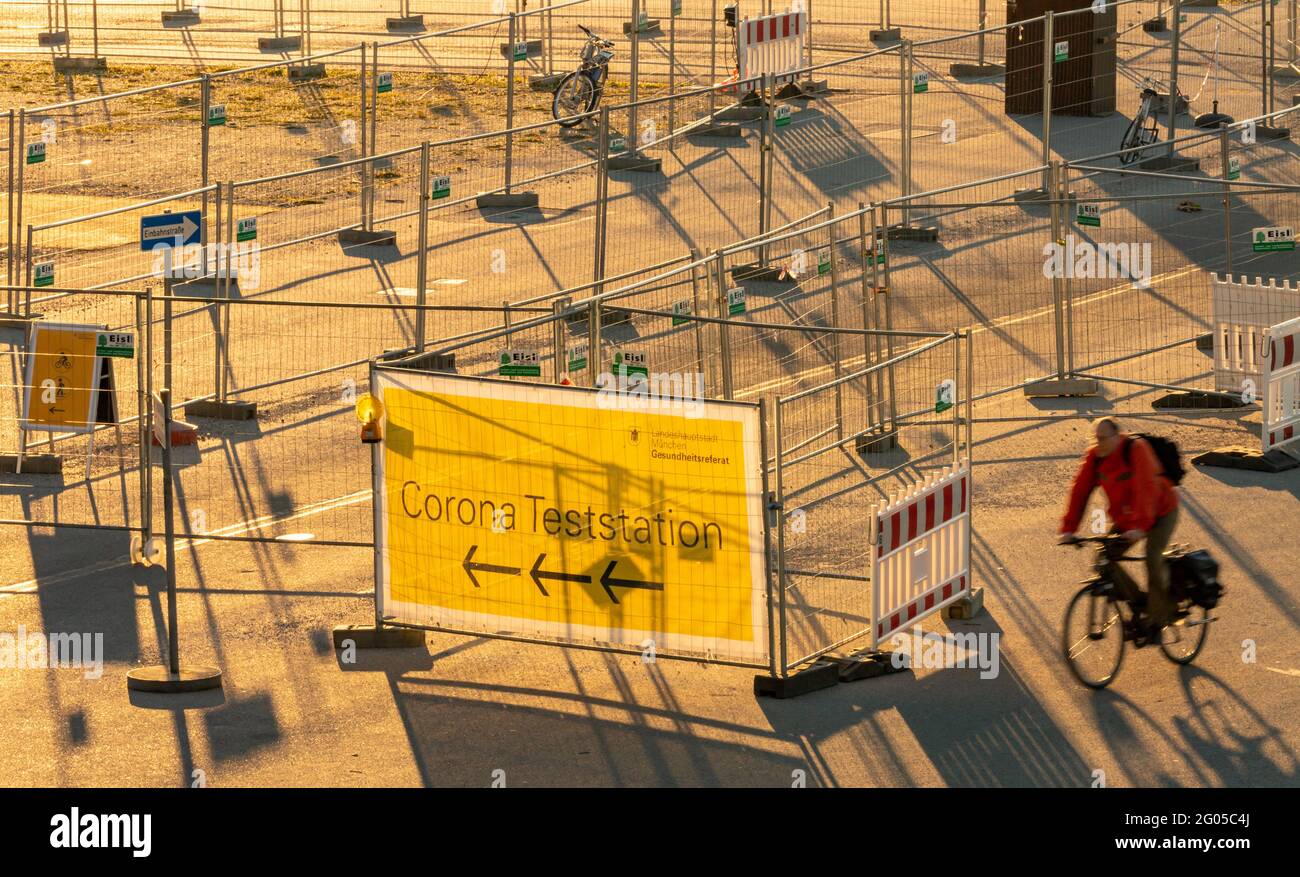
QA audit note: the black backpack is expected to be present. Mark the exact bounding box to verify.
[1169,548,1224,609]
[1123,433,1186,486]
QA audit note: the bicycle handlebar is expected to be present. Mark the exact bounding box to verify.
[578,24,613,45]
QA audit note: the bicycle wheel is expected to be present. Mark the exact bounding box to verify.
[1160,605,1211,665]
[1063,583,1126,689]
[1119,115,1144,165]
[553,73,595,128]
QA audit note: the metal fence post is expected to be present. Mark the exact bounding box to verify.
[160,387,179,676]
[668,0,677,133]
[689,248,705,381]
[417,141,430,352]
[200,74,211,262]
[806,0,814,68]
[1041,11,1054,190]
[552,301,565,382]
[1290,0,1297,66]
[758,397,779,679]
[877,204,897,431]
[211,183,222,399]
[1167,0,1182,159]
[965,329,973,462]
[900,41,913,224]
[630,0,642,156]
[23,225,33,309]
[1059,162,1075,377]
[1219,128,1234,275]
[163,271,174,403]
[1047,160,1066,381]
[594,108,610,285]
[369,40,380,228]
[587,297,603,388]
[709,0,719,120]
[1264,0,1276,118]
[951,331,961,466]
[5,109,13,293]
[978,0,987,68]
[14,109,25,297]
[358,42,369,230]
[213,183,230,403]
[506,13,517,193]
[545,0,555,77]
[714,251,735,400]
[143,282,155,543]
[134,291,149,545]
[759,73,774,264]
[857,204,880,432]
[773,398,789,678]
[827,204,844,441]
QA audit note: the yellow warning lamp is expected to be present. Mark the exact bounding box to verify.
[356,394,384,444]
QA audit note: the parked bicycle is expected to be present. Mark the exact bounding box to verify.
[551,25,615,128]
[1060,535,1222,689]
[1119,78,1187,165]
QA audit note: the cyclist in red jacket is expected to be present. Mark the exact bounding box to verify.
[1059,416,1180,640]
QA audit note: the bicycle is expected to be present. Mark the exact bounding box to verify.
[1060,535,1216,689]
[1118,82,1164,165]
[551,25,615,128]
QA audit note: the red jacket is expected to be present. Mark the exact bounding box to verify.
[1060,434,1178,534]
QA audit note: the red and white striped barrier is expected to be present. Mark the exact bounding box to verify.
[1262,316,1300,454]
[737,11,807,87]
[870,462,972,648]
[1211,274,1300,394]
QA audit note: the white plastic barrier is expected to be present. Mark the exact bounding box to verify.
[870,461,972,648]
[1211,274,1300,393]
[1262,316,1300,455]
[737,10,808,87]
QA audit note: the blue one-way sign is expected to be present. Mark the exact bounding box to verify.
[140,210,203,251]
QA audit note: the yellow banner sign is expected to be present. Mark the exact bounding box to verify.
[374,371,769,663]
[22,322,103,433]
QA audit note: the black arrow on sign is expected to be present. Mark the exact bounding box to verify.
[599,561,664,604]
[462,545,520,588]
[529,553,591,597]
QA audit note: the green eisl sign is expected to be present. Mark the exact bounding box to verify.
[499,350,541,377]
[96,331,135,359]
[672,299,692,326]
[614,350,648,377]
[1253,226,1295,252]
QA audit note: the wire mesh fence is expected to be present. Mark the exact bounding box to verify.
[207,48,369,183]
[773,328,968,670]
[768,46,907,215]
[0,288,147,532]
[25,184,216,294]
[1064,164,1300,411]
[17,82,207,234]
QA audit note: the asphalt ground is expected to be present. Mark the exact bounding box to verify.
[0,0,1298,787]
[1,412,1297,787]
